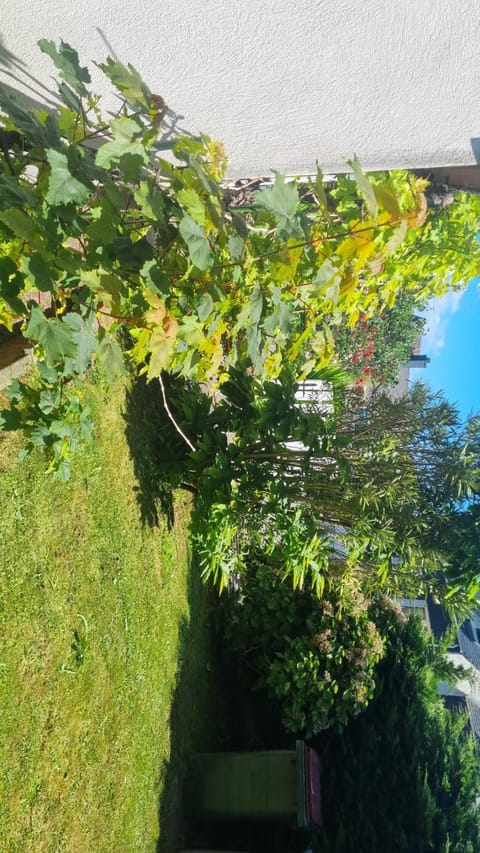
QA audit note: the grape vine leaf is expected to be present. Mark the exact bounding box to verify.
[45,149,90,206]
[0,256,26,314]
[179,215,213,270]
[95,117,148,171]
[250,283,263,325]
[96,335,126,384]
[21,255,56,292]
[96,57,151,109]
[348,156,378,221]
[374,182,401,218]
[0,90,48,146]
[62,313,97,373]
[196,292,214,322]
[0,175,37,211]
[0,208,41,245]
[38,39,91,95]
[178,188,205,226]
[25,305,78,366]
[254,173,301,239]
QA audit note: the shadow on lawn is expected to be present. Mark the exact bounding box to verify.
[123,373,210,528]
[155,562,224,853]
[123,374,191,527]
[155,581,295,852]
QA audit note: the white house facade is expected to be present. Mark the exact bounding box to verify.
[1,1,480,178]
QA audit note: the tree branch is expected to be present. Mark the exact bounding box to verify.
[158,374,196,452]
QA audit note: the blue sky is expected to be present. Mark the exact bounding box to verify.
[420,279,480,420]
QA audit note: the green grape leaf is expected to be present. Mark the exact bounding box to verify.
[45,149,90,206]
[0,256,26,314]
[231,212,248,239]
[0,175,37,211]
[95,117,148,171]
[228,234,244,261]
[24,305,78,366]
[254,173,302,239]
[108,236,153,271]
[141,260,170,296]
[0,208,40,245]
[314,166,329,211]
[96,335,126,384]
[255,173,299,220]
[250,283,263,324]
[57,82,82,112]
[87,200,118,245]
[21,254,56,292]
[178,188,205,225]
[179,215,213,270]
[314,259,337,286]
[96,57,151,109]
[147,326,176,380]
[134,181,165,222]
[247,323,261,365]
[44,113,62,148]
[348,155,378,220]
[62,313,97,373]
[385,219,408,255]
[38,387,61,415]
[0,90,48,146]
[196,292,214,322]
[38,39,91,95]
[0,407,22,430]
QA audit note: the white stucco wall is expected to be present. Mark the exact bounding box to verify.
[1,1,480,177]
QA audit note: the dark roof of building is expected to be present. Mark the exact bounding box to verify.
[426,595,451,640]
[438,681,466,699]
[466,696,480,738]
[458,629,480,669]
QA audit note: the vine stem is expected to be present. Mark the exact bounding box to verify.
[210,214,409,272]
[158,374,196,452]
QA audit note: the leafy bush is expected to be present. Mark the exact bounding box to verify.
[224,558,390,737]
[316,615,480,853]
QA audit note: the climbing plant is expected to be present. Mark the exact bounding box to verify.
[0,39,479,476]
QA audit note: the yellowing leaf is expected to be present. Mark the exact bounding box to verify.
[415,192,428,226]
[374,182,401,218]
[337,232,376,270]
[145,294,167,326]
[385,219,408,255]
[147,318,178,379]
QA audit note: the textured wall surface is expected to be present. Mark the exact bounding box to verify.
[1,0,480,177]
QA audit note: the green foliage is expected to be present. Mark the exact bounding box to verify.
[1,39,479,476]
[317,615,480,853]
[223,557,388,737]
[183,369,480,608]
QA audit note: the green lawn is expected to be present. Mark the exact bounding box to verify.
[0,376,214,853]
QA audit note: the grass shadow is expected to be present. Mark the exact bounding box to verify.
[155,578,300,852]
[123,374,191,527]
[156,561,225,853]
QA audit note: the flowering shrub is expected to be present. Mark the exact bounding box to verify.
[224,558,387,737]
[333,291,426,386]
[265,593,384,736]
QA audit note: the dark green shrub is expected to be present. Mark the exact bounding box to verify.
[225,558,388,737]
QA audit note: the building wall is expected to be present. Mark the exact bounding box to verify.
[1,1,480,177]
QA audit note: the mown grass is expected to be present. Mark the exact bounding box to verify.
[0,376,215,853]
